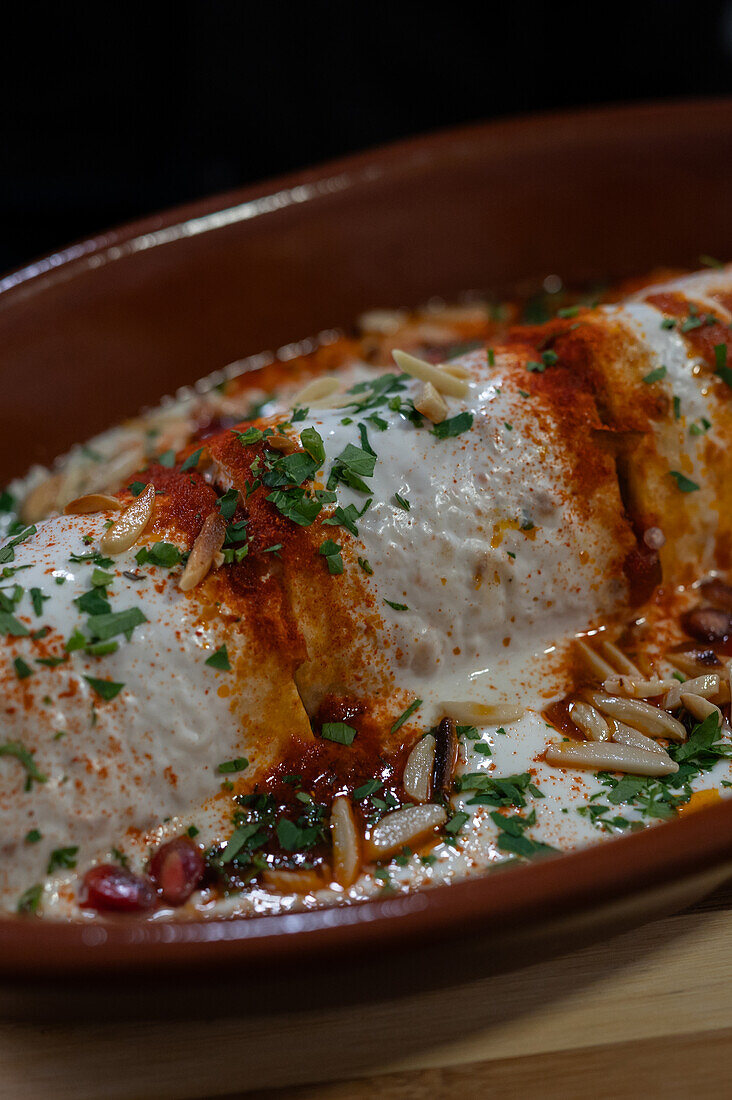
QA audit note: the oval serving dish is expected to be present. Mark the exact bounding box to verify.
[1,98,732,989]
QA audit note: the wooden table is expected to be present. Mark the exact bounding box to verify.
[3,884,732,1099]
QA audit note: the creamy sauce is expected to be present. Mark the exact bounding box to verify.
[1,266,731,919]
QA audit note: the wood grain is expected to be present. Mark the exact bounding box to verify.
[3,884,732,1099]
[246,1028,732,1099]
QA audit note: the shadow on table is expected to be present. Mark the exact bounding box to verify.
[0,878,729,1098]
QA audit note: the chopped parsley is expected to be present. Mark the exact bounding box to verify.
[0,741,47,790]
[17,884,42,914]
[135,542,182,568]
[353,778,382,800]
[128,481,146,497]
[393,493,410,511]
[216,489,240,521]
[0,611,29,638]
[180,447,204,471]
[29,587,49,616]
[714,343,732,386]
[358,557,373,575]
[444,811,469,836]
[205,645,231,671]
[642,365,667,384]
[13,657,32,680]
[318,539,344,575]
[669,470,700,493]
[300,426,326,465]
[266,489,321,527]
[47,846,78,874]
[217,757,249,774]
[384,599,408,611]
[83,675,125,701]
[390,698,422,734]
[85,606,147,642]
[455,770,542,808]
[430,412,474,439]
[0,524,36,566]
[320,722,357,746]
[491,809,557,859]
[233,426,264,446]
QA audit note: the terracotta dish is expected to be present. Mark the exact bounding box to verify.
[1,99,732,983]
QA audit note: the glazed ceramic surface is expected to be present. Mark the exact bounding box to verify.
[1,99,732,980]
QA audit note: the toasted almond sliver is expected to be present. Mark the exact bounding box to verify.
[568,701,610,742]
[267,433,299,455]
[602,675,677,699]
[667,651,723,677]
[366,803,447,860]
[590,693,687,741]
[598,639,641,677]
[262,868,326,895]
[441,362,472,379]
[575,639,615,680]
[99,484,155,555]
[611,720,665,754]
[663,672,721,711]
[680,692,722,726]
[441,701,524,726]
[179,512,227,592]
[20,474,63,523]
[545,740,678,776]
[414,381,448,424]
[402,735,436,802]
[330,796,361,889]
[64,493,124,516]
[291,376,339,406]
[392,349,470,398]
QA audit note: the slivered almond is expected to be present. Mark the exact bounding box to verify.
[598,639,641,677]
[575,639,615,680]
[392,349,470,397]
[414,381,448,424]
[100,484,155,555]
[330,796,361,888]
[20,474,62,523]
[667,650,723,677]
[442,362,471,379]
[267,433,299,454]
[680,692,722,726]
[545,740,678,776]
[441,701,524,725]
[602,675,677,699]
[402,735,436,802]
[611,720,666,754]
[589,693,687,741]
[262,868,326,894]
[568,701,610,741]
[663,673,721,711]
[291,376,339,406]
[366,803,447,860]
[179,512,227,592]
[64,493,124,515]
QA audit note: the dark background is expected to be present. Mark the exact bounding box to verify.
[2,0,731,274]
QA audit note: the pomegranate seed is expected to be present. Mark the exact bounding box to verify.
[682,606,732,644]
[699,579,732,613]
[82,864,156,913]
[149,837,205,906]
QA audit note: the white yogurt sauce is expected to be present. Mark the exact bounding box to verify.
[1,266,732,918]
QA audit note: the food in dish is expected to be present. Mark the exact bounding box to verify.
[1,263,731,920]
